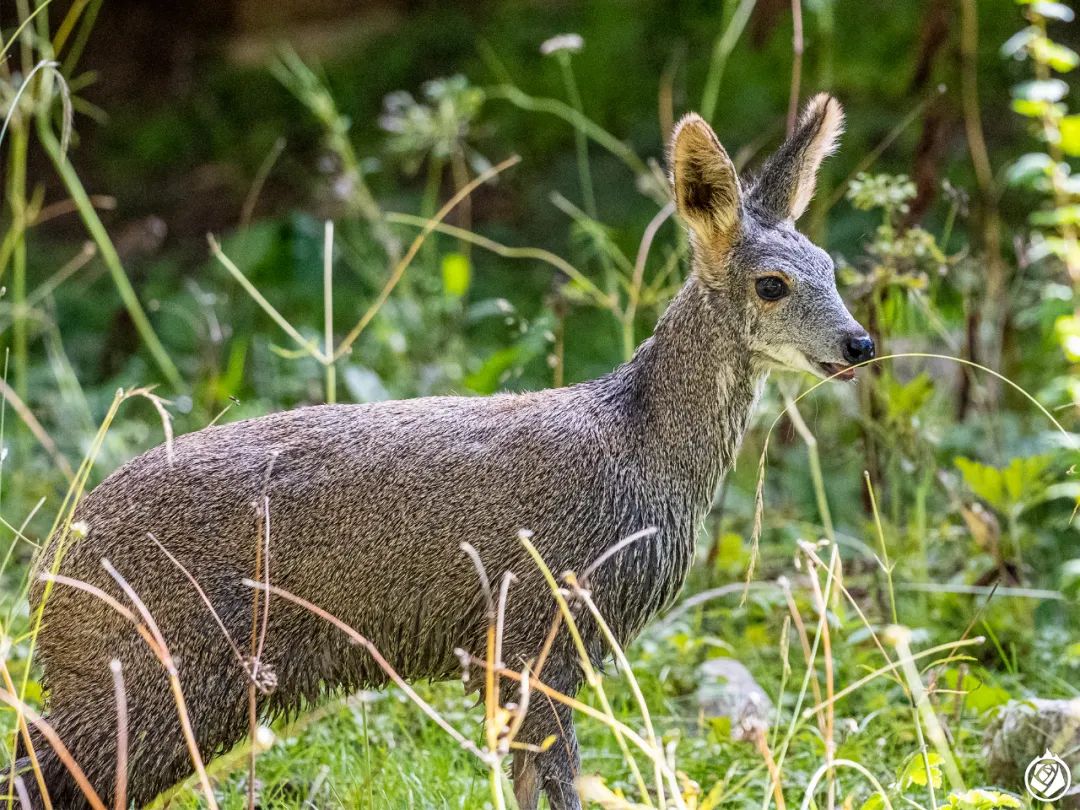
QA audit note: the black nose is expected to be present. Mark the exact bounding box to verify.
[842,334,875,365]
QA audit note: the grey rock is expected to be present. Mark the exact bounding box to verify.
[697,658,775,741]
[985,698,1080,808]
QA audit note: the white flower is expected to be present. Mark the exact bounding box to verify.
[540,34,584,56]
[254,725,276,751]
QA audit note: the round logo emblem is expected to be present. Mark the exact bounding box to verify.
[1025,750,1072,803]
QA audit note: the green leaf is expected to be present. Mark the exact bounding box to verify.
[1056,313,1080,361]
[954,455,1054,512]
[707,716,732,743]
[899,751,943,790]
[955,457,1007,512]
[1060,115,1080,155]
[1001,454,1054,504]
[944,788,1023,810]
[712,532,747,575]
[881,373,934,418]
[1036,39,1080,71]
[1011,97,1053,118]
[1031,204,1080,226]
[940,668,1013,713]
[860,793,886,810]
[441,252,471,297]
[1060,558,1080,600]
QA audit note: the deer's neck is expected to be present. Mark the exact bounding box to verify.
[614,275,763,506]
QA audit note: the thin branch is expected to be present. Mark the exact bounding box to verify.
[244,579,491,763]
[787,0,804,135]
[0,376,73,481]
[239,136,286,231]
[208,235,327,363]
[109,660,128,810]
[0,689,105,810]
[384,213,613,310]
[333,155,521,361]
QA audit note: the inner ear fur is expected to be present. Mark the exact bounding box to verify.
[669,113,742,251]
[750,93,844,222]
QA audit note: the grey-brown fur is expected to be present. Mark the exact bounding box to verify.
[18,95,869,810]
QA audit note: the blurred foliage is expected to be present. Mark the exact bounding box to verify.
[1,0,1080,807]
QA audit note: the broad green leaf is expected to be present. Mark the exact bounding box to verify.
[955,457,1006,511]
[1057,314,1080,362]
[944,788,1022,810]
[860,793,886,810]
[899,751,943,789]
[1034,39,1080,71]
[1060,115,1080,155]
[1001,454,1054,504]
[940,668,1013,713]
[1011,97,1053,118]
[441,252,471,297]
[707,716,732,743]
[882,373,934,418]
[713,531,746,573]
[464,344,524,394]
[954,455,1054,512]
[1031,204,1080,226]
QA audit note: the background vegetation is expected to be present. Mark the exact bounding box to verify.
[1,0,1079,807]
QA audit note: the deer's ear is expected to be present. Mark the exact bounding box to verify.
[750,93,844,222]
[670,113,742,252]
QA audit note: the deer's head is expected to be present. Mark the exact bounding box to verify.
[669,94,873,380]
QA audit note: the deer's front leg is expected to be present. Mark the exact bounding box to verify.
[510,665,582,810]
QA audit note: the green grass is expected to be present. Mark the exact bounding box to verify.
[152,582,1075,809]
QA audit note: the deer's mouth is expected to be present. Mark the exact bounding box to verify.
[817,361,856,381]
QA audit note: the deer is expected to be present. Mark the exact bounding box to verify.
[16,94,872,810]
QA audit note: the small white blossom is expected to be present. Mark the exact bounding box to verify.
[540,34,584,56]
[254,725,276,751]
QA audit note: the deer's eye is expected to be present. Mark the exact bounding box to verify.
[755,276,789,301]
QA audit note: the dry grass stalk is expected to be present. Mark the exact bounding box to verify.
[99,560,219,810]
[800,543,838,810]
[243,580,490,763]
[518,534,654,805]
[566,575,667,810]
[0,649,50,810]
[332,154,522,362]
[108,660,127,810]
[0,689,104,810]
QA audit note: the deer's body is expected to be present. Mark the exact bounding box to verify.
[21,96,871,810]
[26,277,759,808]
